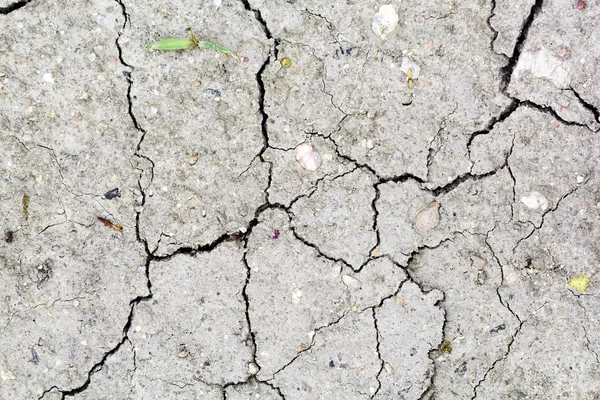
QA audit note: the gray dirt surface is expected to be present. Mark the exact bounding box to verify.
[1,0,599,399]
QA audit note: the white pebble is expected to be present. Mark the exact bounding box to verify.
[342,274,361,288]
[295,142,322,172]
[372,5,399,40]
[292,287,303,304]
[414,201,440,236]
[577,175,584,183]
[520,191,548,210]
[366,140,374,149]
[248,362,259,375]
[43,73,54,84]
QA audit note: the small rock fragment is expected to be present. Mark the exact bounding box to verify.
[188,155,199,165]
[414,201,440,236]
[292,287,303,304]
[43,73,54,84]
[577,0,586,10]
[372,5,399,40]
[341,274,361,288]
[520,191,548,210]
[178,350,189,358]
[577,175,584,183]
[383,362,394,376]
[295,142,322,171]
[103,188,120,199]
[248,362,259,375]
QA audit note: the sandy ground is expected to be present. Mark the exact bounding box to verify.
[1,0,600,398]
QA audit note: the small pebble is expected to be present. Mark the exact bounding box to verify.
[239,227,247,234]
[342,274,361,288]
[188,155,199,165]
[104,188,120,199]
[178,350,189,359]
[520,191,548,210]
[372,4,399,40]
[383,362,394,375]
[248,362,259,375]
[577,0,586,10]
[577,175,584,183]
[414,201,440,235]
[295,143,322,171]
[366,140,374,149]
[193,81,201,87]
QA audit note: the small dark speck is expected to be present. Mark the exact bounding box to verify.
[122,71,130,77]
[4,231,14,243]
[31,348,39,365]
[345,48,353,56]
[452,212,457,217]
[490,324,506,334]
[329,360,335,368]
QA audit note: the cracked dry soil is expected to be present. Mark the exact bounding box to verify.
[1,0,600,398]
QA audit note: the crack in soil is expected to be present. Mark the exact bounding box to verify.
[0,0,32,14]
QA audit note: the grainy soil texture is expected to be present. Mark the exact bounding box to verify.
[1,0,600,399]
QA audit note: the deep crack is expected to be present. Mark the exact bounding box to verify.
[0,0,32,13]
[499,0,544,92]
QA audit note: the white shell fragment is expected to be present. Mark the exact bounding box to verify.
[414,201,440,236]
[520,191,549,210]
[295,142,322,172]
[372,5,399,40]
[400,57,421,79]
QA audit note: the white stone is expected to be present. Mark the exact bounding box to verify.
[520,191,549,210]
[43,73,54,84]
[372,5,399,40]
[248,362,259,375]
[514,48,572,88]
[292,287,303,304]
[342,274,361,288]
[414,201,440,236]
[295,142,322,171]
